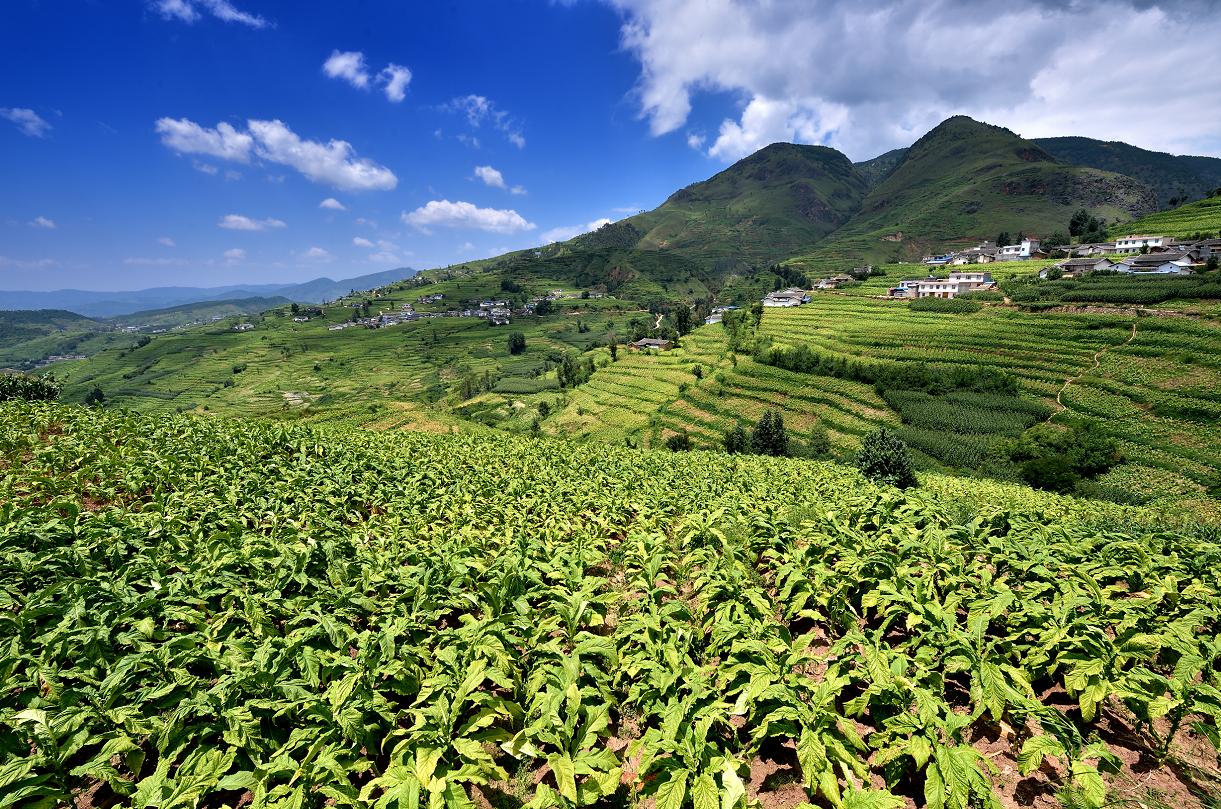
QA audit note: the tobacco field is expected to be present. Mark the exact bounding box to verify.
[2,403,1220,809]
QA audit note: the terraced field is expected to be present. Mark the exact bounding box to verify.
[550,297,1221,516]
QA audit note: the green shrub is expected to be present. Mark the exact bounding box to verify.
[0,372,61,402]
[908,297,982,314]
[1022,455,1079,493]
[751,409,789,457]
[666,432,692,452]
[232,363,248,374]
[856,429,918,489]
[507,332,526,355]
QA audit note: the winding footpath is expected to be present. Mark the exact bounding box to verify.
[1052,321,1139,414]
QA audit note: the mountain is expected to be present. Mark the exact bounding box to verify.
[787,116,1157,270]
[619,143,871,266]
[1034,136,1221,210]
[0,268,416,317]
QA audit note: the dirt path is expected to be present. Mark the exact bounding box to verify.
[1052,321,1138,413]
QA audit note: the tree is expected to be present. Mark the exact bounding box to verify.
[751,409,789,457]
[291,302,300,314]
[507,332,526,355]
[672,303,693,335]
[1069,209,1090,238]
[856,429,918,489]
[724,421,750,454]
[538,400,550,419]
[1022,455,1078,493]
[1047,231,1068,250]
[84,386,104,406]
[1207,255,1219,272]
[535,299,555,316]
[996,232,1012,248]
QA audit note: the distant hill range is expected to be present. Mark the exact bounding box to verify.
[0,268,416,317]
[105,296,296,329]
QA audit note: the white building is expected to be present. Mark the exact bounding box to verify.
[1114,235,1168,254]
[998,239,1042,261]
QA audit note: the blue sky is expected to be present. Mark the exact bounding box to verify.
[3,0,1220,292]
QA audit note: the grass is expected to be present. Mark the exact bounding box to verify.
[1107,196,1221,240]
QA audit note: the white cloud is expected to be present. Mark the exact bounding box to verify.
[687,132,706,150]
[158,237,176,246]
[124,257,188,265]
[223,248,245,259]
[193,161,218,174]
[353,237,375,247]
[154,0,268,28]
[474,165,506,189]
[368,251,403,263]
[379,64,412,102]
[157,118,254,162]
[247,119,398,191]
[0,108,52,137]
[456,242,475,252]
[0,255,56,269]
[266,174,285,183]
[319,198,347,210]
[444,95,525,148]
[607,0,1221,161]
[219,214,286,230]
[156,117,398,190]
[542,218,612,244]
[323,50,370,89]
[296,247,335,262]
[377,239,399,249]
[225,169,243,181]
[30,217,56,229]
[402,200,536,235]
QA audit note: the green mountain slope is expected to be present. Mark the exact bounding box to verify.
[0,309,106,350]
[1105,196,1221,240]
[1035,136,1221,210]
[621,142,870,266]
[106,296,295,329]
[787,116,1156,271]
[854,147,908,190]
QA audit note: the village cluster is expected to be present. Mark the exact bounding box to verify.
[323,288,606,331]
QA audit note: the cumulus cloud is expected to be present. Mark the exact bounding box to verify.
[156,117,398,190]
[219,214,286,230]
[319,198,347,210]
[542,218,612,244]
[124,257,188,265]
[323,50,370,89]
[154,0,268,28]
[295,247,335,262]
[225,170,243,181]
[1,108,52,137]
[158,237,176,246]
[402,200,536,235]
[444,95,525,148]
[30,217,56,229]
[379,65,412,102]
[607,0,1221,160]
[353,237,375,247]
[223,248,245,259]
[157,118,254,162]
[474,165,506,189]
[324,52,412,102]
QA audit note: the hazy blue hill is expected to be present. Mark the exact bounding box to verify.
[270,268,417,303]
[788,116,1157,271]
[0,269,417,317]
[620,142,871,267]
[1035,136,1221,210]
